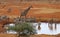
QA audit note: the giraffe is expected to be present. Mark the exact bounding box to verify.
[20,5,32,22]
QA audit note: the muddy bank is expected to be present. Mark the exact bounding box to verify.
[0,33,60,37]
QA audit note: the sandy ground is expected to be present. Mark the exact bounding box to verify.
[0,33,59,37]
[0,2,60,18]
[0,2,60,22]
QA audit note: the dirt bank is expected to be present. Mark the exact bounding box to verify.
[0,33,60,37]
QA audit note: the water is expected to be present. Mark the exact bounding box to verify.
[6,23,60,35]
[33,22,60,35]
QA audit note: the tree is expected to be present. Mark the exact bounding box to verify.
[7,22,36,37]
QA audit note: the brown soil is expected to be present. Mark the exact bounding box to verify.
[0,33,59,37]
[0,3,60,18]
[0,3,60,21]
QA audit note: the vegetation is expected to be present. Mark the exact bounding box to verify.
[8,22,36,37]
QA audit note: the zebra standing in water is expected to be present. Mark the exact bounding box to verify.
[48,18,57,31]
[38,22,41,30]
[48,18,53,30]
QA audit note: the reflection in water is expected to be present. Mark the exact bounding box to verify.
[48,18,54,31]
[55,23,57,30]
[38,22,41,30]
[48,23,53,30]
[7,23,60,35]
[48,23,57,31]
[33,22,60,35]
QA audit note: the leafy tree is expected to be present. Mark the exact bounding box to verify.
[8,22,36,37]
